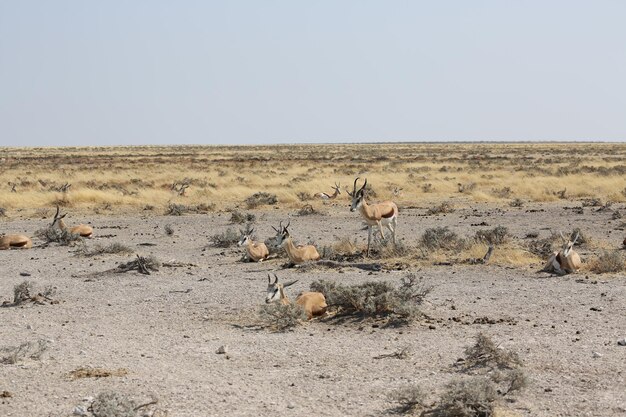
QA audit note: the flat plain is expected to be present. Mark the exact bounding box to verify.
[1,143,625,417]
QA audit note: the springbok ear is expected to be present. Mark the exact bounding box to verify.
[60,213,67,219]
[283,279,299,288]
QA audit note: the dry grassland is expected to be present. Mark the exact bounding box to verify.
[1,143,625,216]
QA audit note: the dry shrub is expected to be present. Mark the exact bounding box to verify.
[426,202,455,215]
[297,191,313,201]
[116,255,160,274]
[8,281,56,306]
[321,237,360,261]
[0,339,48,364]
[310,273,430,321]
[0,207,5,217]
[164,224,174,235]
[229,210,255,224]
[588,251,625,274]
[69,367,129,380]
[245,192,277,208]
[90,391,137,417]
[434,378,497,417]
[165,202,214,215]
[297,204,318,216]
[75,242,134,257]
[210,228,240,248]
[474,226,510,246]
[258,303,307,331]
[463,333,522,370]
[509,198,524,208]
[35,226,82,245]
[420,227,466,252]
[389,385,426,414]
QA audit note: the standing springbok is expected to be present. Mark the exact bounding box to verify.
[51,206,93,238]
[238,227,269,262]
[316,182,341,200]
[542,231,582,275]
[272,221,320,265]
[0,234,32,250]
[348,177,398,257]
[265,274,327,319]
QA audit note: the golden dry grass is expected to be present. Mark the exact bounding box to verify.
[1,143,625,216]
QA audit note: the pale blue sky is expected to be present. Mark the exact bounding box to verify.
[1,1,625,146]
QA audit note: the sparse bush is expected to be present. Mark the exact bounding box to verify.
[90,391,137,417]
[229,210,256,224]
[35,226,82,245]
[420,227,466,251]
[370,239,412,259]
[0,339,48,364]
[389,386,426,414]
[116,255,160,274]
[166,202,214,215]
[509,198,524,208]
[164,224,174,235]
[297,204,318,216]
[491,187,512,198]
[297,191,313,201]
[310,273,430,320]
[458,182,477,193]
[245,192,277,208]
[210,228,240,248]
[13,281,34,305]
[434,378,497,417]
[588,251,625,274]
[463,333,522,370]
[258,303,307,331]
[421,183,433,193]
[426,202,455,215]
[75,242,134,257]
[474,226,510,245]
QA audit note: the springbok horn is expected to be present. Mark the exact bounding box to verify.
[572,232,580,244]
[273,274,279,284]
[353,177,360,195]
[285,220,290,230]
[54,205,60,219]
[361,178,367,191]
[267,274,272,284]
[559,231,566,241]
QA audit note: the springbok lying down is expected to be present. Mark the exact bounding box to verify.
[542,231,582,275]
[51,206,93,237]
[272,221,320,265]
[238,227,269,262]
[265,274,327,319]
[0,234,32,250]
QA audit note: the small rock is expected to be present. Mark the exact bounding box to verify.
[428,325,436,330]
[73,405,88,416]
[618,338,626,346]
[216,345,228,354]
[26,325,32,330]
[592,351,602,358]
[287,402,295,409]
[19,272,31,277]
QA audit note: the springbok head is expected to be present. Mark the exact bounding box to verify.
[560,231,580,257]
[238,225,254,246]
[348,177,367,212]
[50,206,67,229]
[271,220,291,246]
[265,273,298,303]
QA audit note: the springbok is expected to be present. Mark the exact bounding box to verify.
[238,227,270,262]
[316,182,341,200]
[542,231,582,275]
[0,234,32,250]
[51,206,93,238]
[265,274,327,319]
[272,221,320,265]
[348,177,398,257]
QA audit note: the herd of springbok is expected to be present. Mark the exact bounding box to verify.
[2,176,616,320]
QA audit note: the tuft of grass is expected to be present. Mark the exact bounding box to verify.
[587,250,625,274]
[90,391,137,417]
[0,339,49,364]
[509,198,524,208]
[245,192,277,208]
[210,228,240,248]
[165,202,214,215]
[258,303,307,331]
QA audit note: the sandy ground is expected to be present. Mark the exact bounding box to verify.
[1,201,625,417]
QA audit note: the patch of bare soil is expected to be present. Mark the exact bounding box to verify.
[0,202,625,416]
